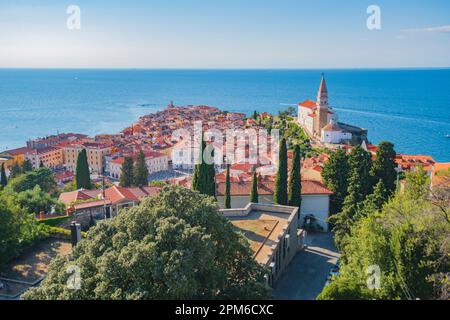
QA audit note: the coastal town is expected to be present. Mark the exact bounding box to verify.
[1,75,449,300]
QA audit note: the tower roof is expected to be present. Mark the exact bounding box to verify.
[318,73,328,96]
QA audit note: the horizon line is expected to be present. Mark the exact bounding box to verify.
[1,66,450,71]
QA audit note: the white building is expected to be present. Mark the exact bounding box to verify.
[106,151,169,180]
[144,151,169,174]
[298,75,336,138]
[298,74,356,145]
[216,179,333,231]
[321,121,352,144]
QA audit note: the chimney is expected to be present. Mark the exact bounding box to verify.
[70,221,82,248]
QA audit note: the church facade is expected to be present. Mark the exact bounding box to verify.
[297,75,354,145]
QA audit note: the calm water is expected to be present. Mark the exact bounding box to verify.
[0,69,449,162]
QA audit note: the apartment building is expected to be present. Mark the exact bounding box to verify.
[64,142,111,174]
[24,146,64,169]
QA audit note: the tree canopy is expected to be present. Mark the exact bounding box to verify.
[225,164,231,209]
[23,185,270,300]
[119,156,134,187]
[318,168,450,300]
[133,151,149,186]
[192,138,216,197]
[0,163,7,187]
[288,144,302,208]
[370,141,397,197]
[250,171,259,203]
[75,149,91,190]
[0,189,49,268]
[274,138,288,205]
[7,167,56,194]
[322,149,350,215]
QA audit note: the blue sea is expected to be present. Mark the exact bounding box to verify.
[0,69,449,162]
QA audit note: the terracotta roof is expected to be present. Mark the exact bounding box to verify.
[231,163,254,172]
[2,147,33,156]
[59,189,96,205]
[104,185,161,204]
[111,157,125,165]
[299,100,317,109]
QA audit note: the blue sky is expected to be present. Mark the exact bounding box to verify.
[0,0,449,68]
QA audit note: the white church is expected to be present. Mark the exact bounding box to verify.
[298,74,352,144]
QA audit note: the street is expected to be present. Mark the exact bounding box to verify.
[273,232,340,300]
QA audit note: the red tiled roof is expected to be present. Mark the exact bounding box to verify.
[299,100,317,109]
[3,147,33,156]
[230,163,254,172]
[111,157,125,165]
[104,185,161,204]
[59,190,95,205]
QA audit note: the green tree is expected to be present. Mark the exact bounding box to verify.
[22,159,33,173]
[133,151,149,186]
[192,138,216,197]
[7,167,56,193]
[0,191,48,268]
[119,157,134,187]
[274,138,288,205]
[318,170,449,300]
[225,164,231,209]
[330,146,372,248]
[0,163,7,187]
[288,144,302,208]
[371,141,397,197]
[23,185,270,300]
[250,171,259,203]
[322,149,350,215]
[16,185,66,215]
[10,162,22,178]
[75,149,91,189]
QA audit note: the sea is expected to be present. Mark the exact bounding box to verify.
[0,68,449,162]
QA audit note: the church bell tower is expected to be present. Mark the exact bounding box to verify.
[314,74,330,136]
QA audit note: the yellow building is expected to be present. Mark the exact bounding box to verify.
[63,143,111,174]
[24,146,64,169]
[0,147,33,168]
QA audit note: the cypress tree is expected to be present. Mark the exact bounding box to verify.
[225,164,231,208]
[322,149,350,215]
[250,171,259,203]
[331,146,372,248]
[76,149,92,189]
[133,151,149,186]
[274,137,288,205]
[370,141,397,197]
[204,146,216,197]
[119,156,134,187]
[22,159,33,172]
[193,137,216,197]
[0,163,7,187]
[288,144,302,208]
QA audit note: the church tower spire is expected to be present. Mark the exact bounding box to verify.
[313,73,330,136]
[317,73,328,107]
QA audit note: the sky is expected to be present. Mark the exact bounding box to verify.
[0,0,449,68]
